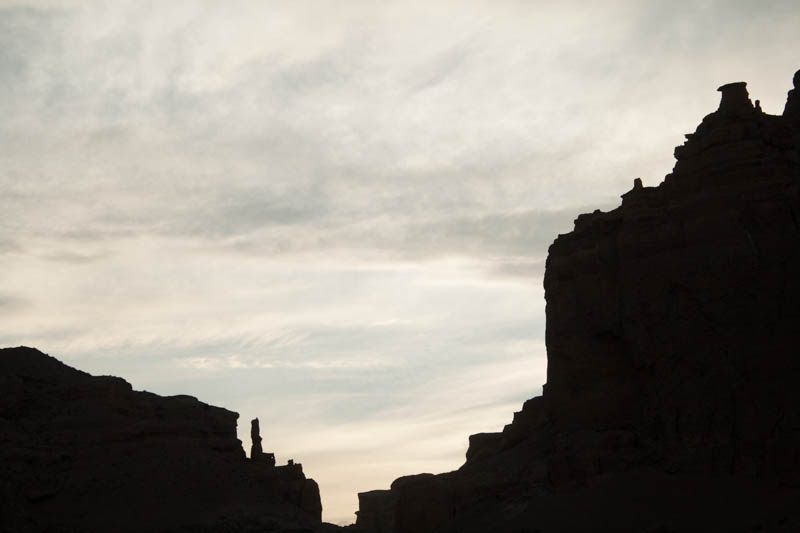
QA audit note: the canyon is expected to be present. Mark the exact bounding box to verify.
[2,69,799,532]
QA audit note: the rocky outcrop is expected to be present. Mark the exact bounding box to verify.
[784,69,800,117]
[355,70,800,532]
[251,418,277,467]
[0,346,322,532]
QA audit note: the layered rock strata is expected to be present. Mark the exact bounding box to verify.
[0,346,321,532]
[355,71,800,532]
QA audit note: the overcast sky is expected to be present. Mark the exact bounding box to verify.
[2,0,799,524]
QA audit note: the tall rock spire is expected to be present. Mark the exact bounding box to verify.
[784,69,800,118]
[250,417,263,458]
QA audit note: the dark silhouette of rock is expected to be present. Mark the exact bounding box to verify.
[252,417,264,456]
[251,417,277,467]
[0,346,322,532]
[783,69,800,118]
[354,70,800,532]
[716,81,753,116]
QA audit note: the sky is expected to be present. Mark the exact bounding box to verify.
[1,0,798,525]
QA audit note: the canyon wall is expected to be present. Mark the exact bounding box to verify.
[355,71,800,533]
[0,346,322,533]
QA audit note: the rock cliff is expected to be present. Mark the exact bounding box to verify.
[354,71,800,532]
[0,346,322,533]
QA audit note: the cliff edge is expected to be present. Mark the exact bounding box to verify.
[0,346,322,533]
[355,71,800,532]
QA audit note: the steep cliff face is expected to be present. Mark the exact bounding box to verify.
[355,71,800,533]
[0,346,322,533]
[543,78,800,474]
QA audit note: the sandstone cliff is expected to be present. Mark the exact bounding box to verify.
[354,71,800,532]
[0,346,322,533]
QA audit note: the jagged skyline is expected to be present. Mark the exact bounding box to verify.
[2,0,799,524]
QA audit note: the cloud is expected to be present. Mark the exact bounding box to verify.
[41,249,111,264]
[3,1,798,270]
[0,237,23,255]
[0,292,30,314]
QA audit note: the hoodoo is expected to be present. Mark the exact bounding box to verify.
[354,70,800,532]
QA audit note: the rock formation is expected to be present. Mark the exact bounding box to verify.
[251,417,277,467]
[784,69,800,117]
[354,70,800,532]
[0,346,322,532]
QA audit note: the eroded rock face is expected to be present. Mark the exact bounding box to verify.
[0,346,322,532]
[355,71,800,533]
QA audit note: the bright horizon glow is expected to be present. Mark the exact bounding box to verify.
[2,0,799,524]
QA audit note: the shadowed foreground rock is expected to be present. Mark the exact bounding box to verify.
[0,346,322,533]
[354,71,800,532]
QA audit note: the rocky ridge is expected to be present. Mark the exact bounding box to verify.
[354,71,800,532]
[0,346,322,533]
